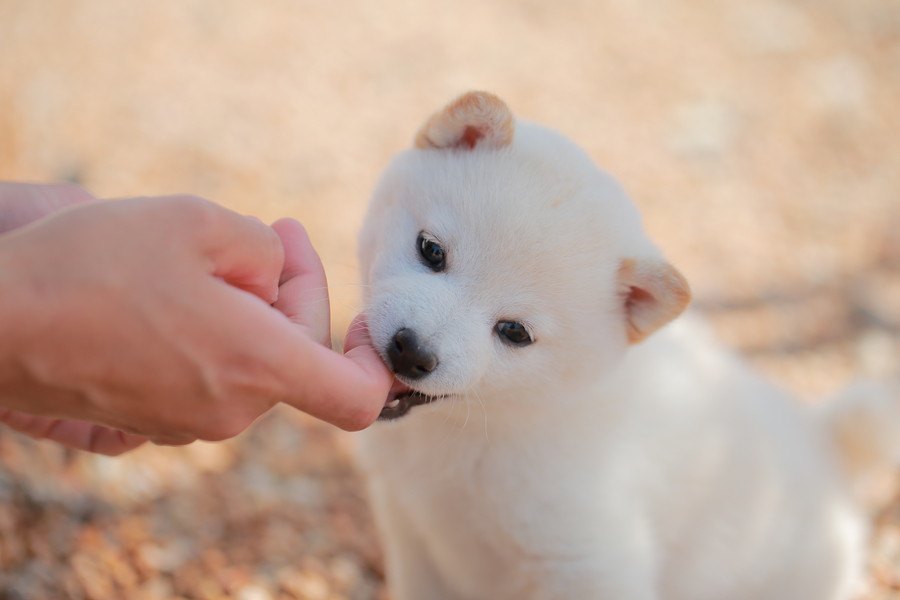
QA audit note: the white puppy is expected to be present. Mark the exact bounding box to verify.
[355,91,899,600]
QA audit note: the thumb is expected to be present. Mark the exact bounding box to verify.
[277,314,393,431]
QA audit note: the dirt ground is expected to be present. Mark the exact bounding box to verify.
[1,0,899,598]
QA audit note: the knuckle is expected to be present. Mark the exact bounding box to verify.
[290,220,311,243]
[261,222,285,268]
[162,194,219,228]
[273,217,309,243]
[291,224,315,259]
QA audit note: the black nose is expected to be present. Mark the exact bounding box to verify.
[387,328,438,380]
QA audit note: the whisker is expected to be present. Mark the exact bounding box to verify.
[473,389,490,443]
[461,396,471,432]
[436,395,462,459]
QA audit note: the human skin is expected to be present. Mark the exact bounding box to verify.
[0,183,392,455]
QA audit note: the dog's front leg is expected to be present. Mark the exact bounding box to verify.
[534,566,660,600]
[369,484,456,600]
[518,554,660,600]
[524,518,661,600]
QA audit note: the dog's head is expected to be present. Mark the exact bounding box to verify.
[360,92,690,419]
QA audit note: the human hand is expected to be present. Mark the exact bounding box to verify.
[0,183,393,454]
[0,182,145,454]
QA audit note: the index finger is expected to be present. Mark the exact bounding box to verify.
[271,218,331,347]
[202,280,392,431]
[269,314,393,431]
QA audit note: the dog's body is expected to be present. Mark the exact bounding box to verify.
[355,92,898,599]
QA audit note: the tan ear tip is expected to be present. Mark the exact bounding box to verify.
[619,258,692,344]
[656,263,692,319]
[415,91,514,150]
[452,90,508,110]
[670,266,693,310]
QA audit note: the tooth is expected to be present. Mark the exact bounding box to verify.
[385,398,401,409]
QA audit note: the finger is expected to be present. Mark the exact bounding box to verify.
[92,430,147,455]
[276,314,393,431]
[0,410,147,456]
[150,196,285,304]
[0,408,45,434]
[0,182,96,233]
[271,218,331,346]
[195,281,391,431]
[47,421,148,456]
[207,212,285,304]
[343,313,380,355]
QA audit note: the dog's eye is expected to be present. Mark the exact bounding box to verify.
[417,233,445,271]
[496,321,533,347]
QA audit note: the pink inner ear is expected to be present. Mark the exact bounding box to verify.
[461,126,484,149]
[626,285,654,311]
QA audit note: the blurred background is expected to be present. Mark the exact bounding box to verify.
[0,0,899,598]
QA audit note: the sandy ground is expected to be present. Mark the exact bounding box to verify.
[0,0,899,598]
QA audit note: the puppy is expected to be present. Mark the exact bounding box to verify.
[355,91,899,600]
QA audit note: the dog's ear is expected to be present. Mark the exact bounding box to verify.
[618,258,691,344]
[415,91,514,150]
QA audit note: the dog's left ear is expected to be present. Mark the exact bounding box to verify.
[415,91,514,150]
[618,258,691,344]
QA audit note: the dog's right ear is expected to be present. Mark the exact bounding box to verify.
[618,258,691,344]
[415,91,514,151]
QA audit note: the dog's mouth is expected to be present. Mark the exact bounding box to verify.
[379,379,447,421]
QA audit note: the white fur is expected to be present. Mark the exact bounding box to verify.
[355,94,890,600]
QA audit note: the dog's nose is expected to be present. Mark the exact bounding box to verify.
[387,328,438,380]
